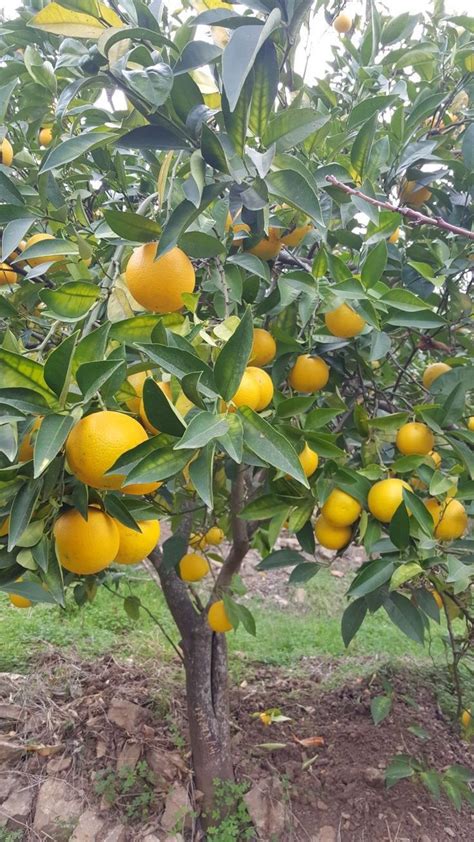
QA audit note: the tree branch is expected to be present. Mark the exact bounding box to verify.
[211,465,249,598]
[325,176,474,241]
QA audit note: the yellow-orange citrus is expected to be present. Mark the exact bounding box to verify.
[189,532,206,549]
[396,422,434,456]
[288,354,329,392]
[125,370,151,414]
[113,518,160,565]
[324,303,365,339]
[368,478,411,523]
[205,526,224,545]
[54,507,120,575]
[249,328,276,366]
[179,552,210,582]
[314,515,351,550]
[248,228,282,261]
[230,369,261,410]
[388,228,400,244]
[208,600,233,632]
[138,381,172,434]
[125,242,195,313]
[18,416,42,462]
[428,450,441,468]
[281,224,313,248]
[38,127,53,147]
[422,362,451,389]
[468,416,474,431]
[0,263,18,285]
[175,391,194,417]
[66,410,160,495]
[322,489,362,527]
[25,233,64,268]
[0,137,13,166]
[246,366,274,411]
[9,591,32,609]
[400,181,432,206]
[333,12,352,33]
[465,54,474,72]
[0,517,9,537]
[461,709,472,728]
[425,497,468,540]
[299,443,319,477]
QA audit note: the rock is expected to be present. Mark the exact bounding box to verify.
[0,703,24,720]
[316,827,336,842]
[108,698,147,731]
[317,799,328,810]
[70,810,104,841]
[116,740,141,771]
[444,830,455,839]
[141,835,161,842]
[0,774,17,800]
[244,777,286,840]
[293,588,307,604]
[146,747,186,781]
[161,785,192,832]
[420,836,432,842]
[96,740,107,759]
[0,739,24,765]
[363,767,385,787]
[34,778,84,841]
[0,785,35,829]
[165,835,184,842]
[102,825,127,842]
[47,755,72,774]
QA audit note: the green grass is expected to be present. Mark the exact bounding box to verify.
[0,569,456,685]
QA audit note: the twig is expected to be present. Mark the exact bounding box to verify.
[211,465,249,598]
[325,176,474,240]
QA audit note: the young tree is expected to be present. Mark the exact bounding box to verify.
[0,0,473,822]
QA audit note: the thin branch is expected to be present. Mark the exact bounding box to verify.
[325,176,474,241]
[211,465,249,598]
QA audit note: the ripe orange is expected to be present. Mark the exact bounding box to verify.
[0,517,9,537]
[399,181,432,206]
[468,416,474,431]
[388,228,400,244]
[314,515,351,550]
[281,224,313,248]
[322,488,362,527]
[246,366,274,411]
[125,242,195,313]
[18,416,42,462]
[231,369,261,410]
[422,362,451,389]
[425,497,468,540]
[333,13,352,33]
[38,127,53,147]
[125,370,151,414]
[461,709,472,728]
[54,507,120,575]
[248,228,282,261]
[0,263,18,285]
[0,137,13,166]
[288,354,329,392]
[113,518,160,565]
[205,526,224,545]
[249,328,276,366]
[138,381,172,434]
[179,553,210,582]
[25,232,65,268]
[66,410,160,495]
[396,422,434,456]
[9,592,32,609]
[324,303,365,338]
[367,478,411,523]
[208,600,233,632]
[189,532,206,549]
[298,443,319,477]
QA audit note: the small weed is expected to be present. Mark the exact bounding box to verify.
[94,761,156,822]
[206,779,255,841]
[166,713,186,750]
[0,830,23,842]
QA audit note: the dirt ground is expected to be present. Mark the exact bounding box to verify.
[0,650,472,842]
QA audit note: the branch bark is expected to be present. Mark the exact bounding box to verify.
[212,465,249,597]
[325,176,474,241]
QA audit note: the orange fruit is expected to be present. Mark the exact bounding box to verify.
[333,13,352,33]
[38,127,53,147]
[231,369,261,410]
[324,303,365,338]
[468,416,474,431]
[0,517,9,537]
[367,478,412,523]
[24,233,64,268]
[299,443,319,477]
[113,518,160,565]
[396,422,434,456]
[461,709,472,728]
[388,228,400,244]
[314,515,351,550]
[248,227,282,261]
[399,181,432,206]
[0,137,13,166]
[425,497,468,540]
[288,354,329,392]
[205,526,224,545]
[18,416,42,462]
[0,263,18,285]
[322,488,362,527]
[465,54,474,72]
[208,600,233,632]
[125,242,195,313]
[249,328,276,366]
[65,410,160,495]
[246,366,274,411]
[138,381,172,434]
[281,224,313,248]
[422,362,451,389]
[9,592,32,609]
[125,370,151,414]
[179,552,210,582]
[54,507,120,575]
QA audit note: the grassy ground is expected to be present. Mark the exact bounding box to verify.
[0,568,455,686]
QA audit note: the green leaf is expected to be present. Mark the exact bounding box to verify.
[179,232,225,258]
[387,310,445,329]
[33,414,74,478]
[341,598,367,647]
[385,755,416,789]
[29,1,112,38]
[214,308,253,401]
[217,412,244,463]
[249,41,279,138]
[142,378,186,437]
[239,407,309,486]
[402,489,434,536]
[173,41,222,75]
[156,184,223,256]
[39,132,116,173]
[222,75,252,158]
[368,412,410,431]
[361,240,387,286]
[389,502,410,550]
[76,359,125,402]
[39,282,100,321]
[200,124,229,174]
[263,108,328,151]
[103,210,161,242]
[348,559,395,598]
[266,170,322,224]
[371,695,392,726]
[222,9,282,111]
[0,172,23,205]
[103,495,141,532]
[288,562,319,584]
[445,435,474,480]
[257,549,306,571]
[44,332,78,401]
[8,479,42,551]
[240,494,291,521]
[227,253,270,282]
[124,595,140,620]
[384,592,424,644]
[351,116,376,178]
[106,436,162,478]
[189,443,215,508]
[462,123,474,171]
[390,562,424,591]
[420,770,441,800]
[161,534,188,572]
[175,412,228,450]
[0,349,56,405]
[0,578,56,604]
[348,95,398,130]
[136,343,217,398]
[109,316,165,345]
[124,446,190,487]
[117,124,191,152]
[382,289,432,312]
[14,239,78,264]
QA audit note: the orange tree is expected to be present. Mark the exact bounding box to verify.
[0,0,473,819]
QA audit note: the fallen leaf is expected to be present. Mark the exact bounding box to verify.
[256,742,288,750]
[292,735,325,748]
